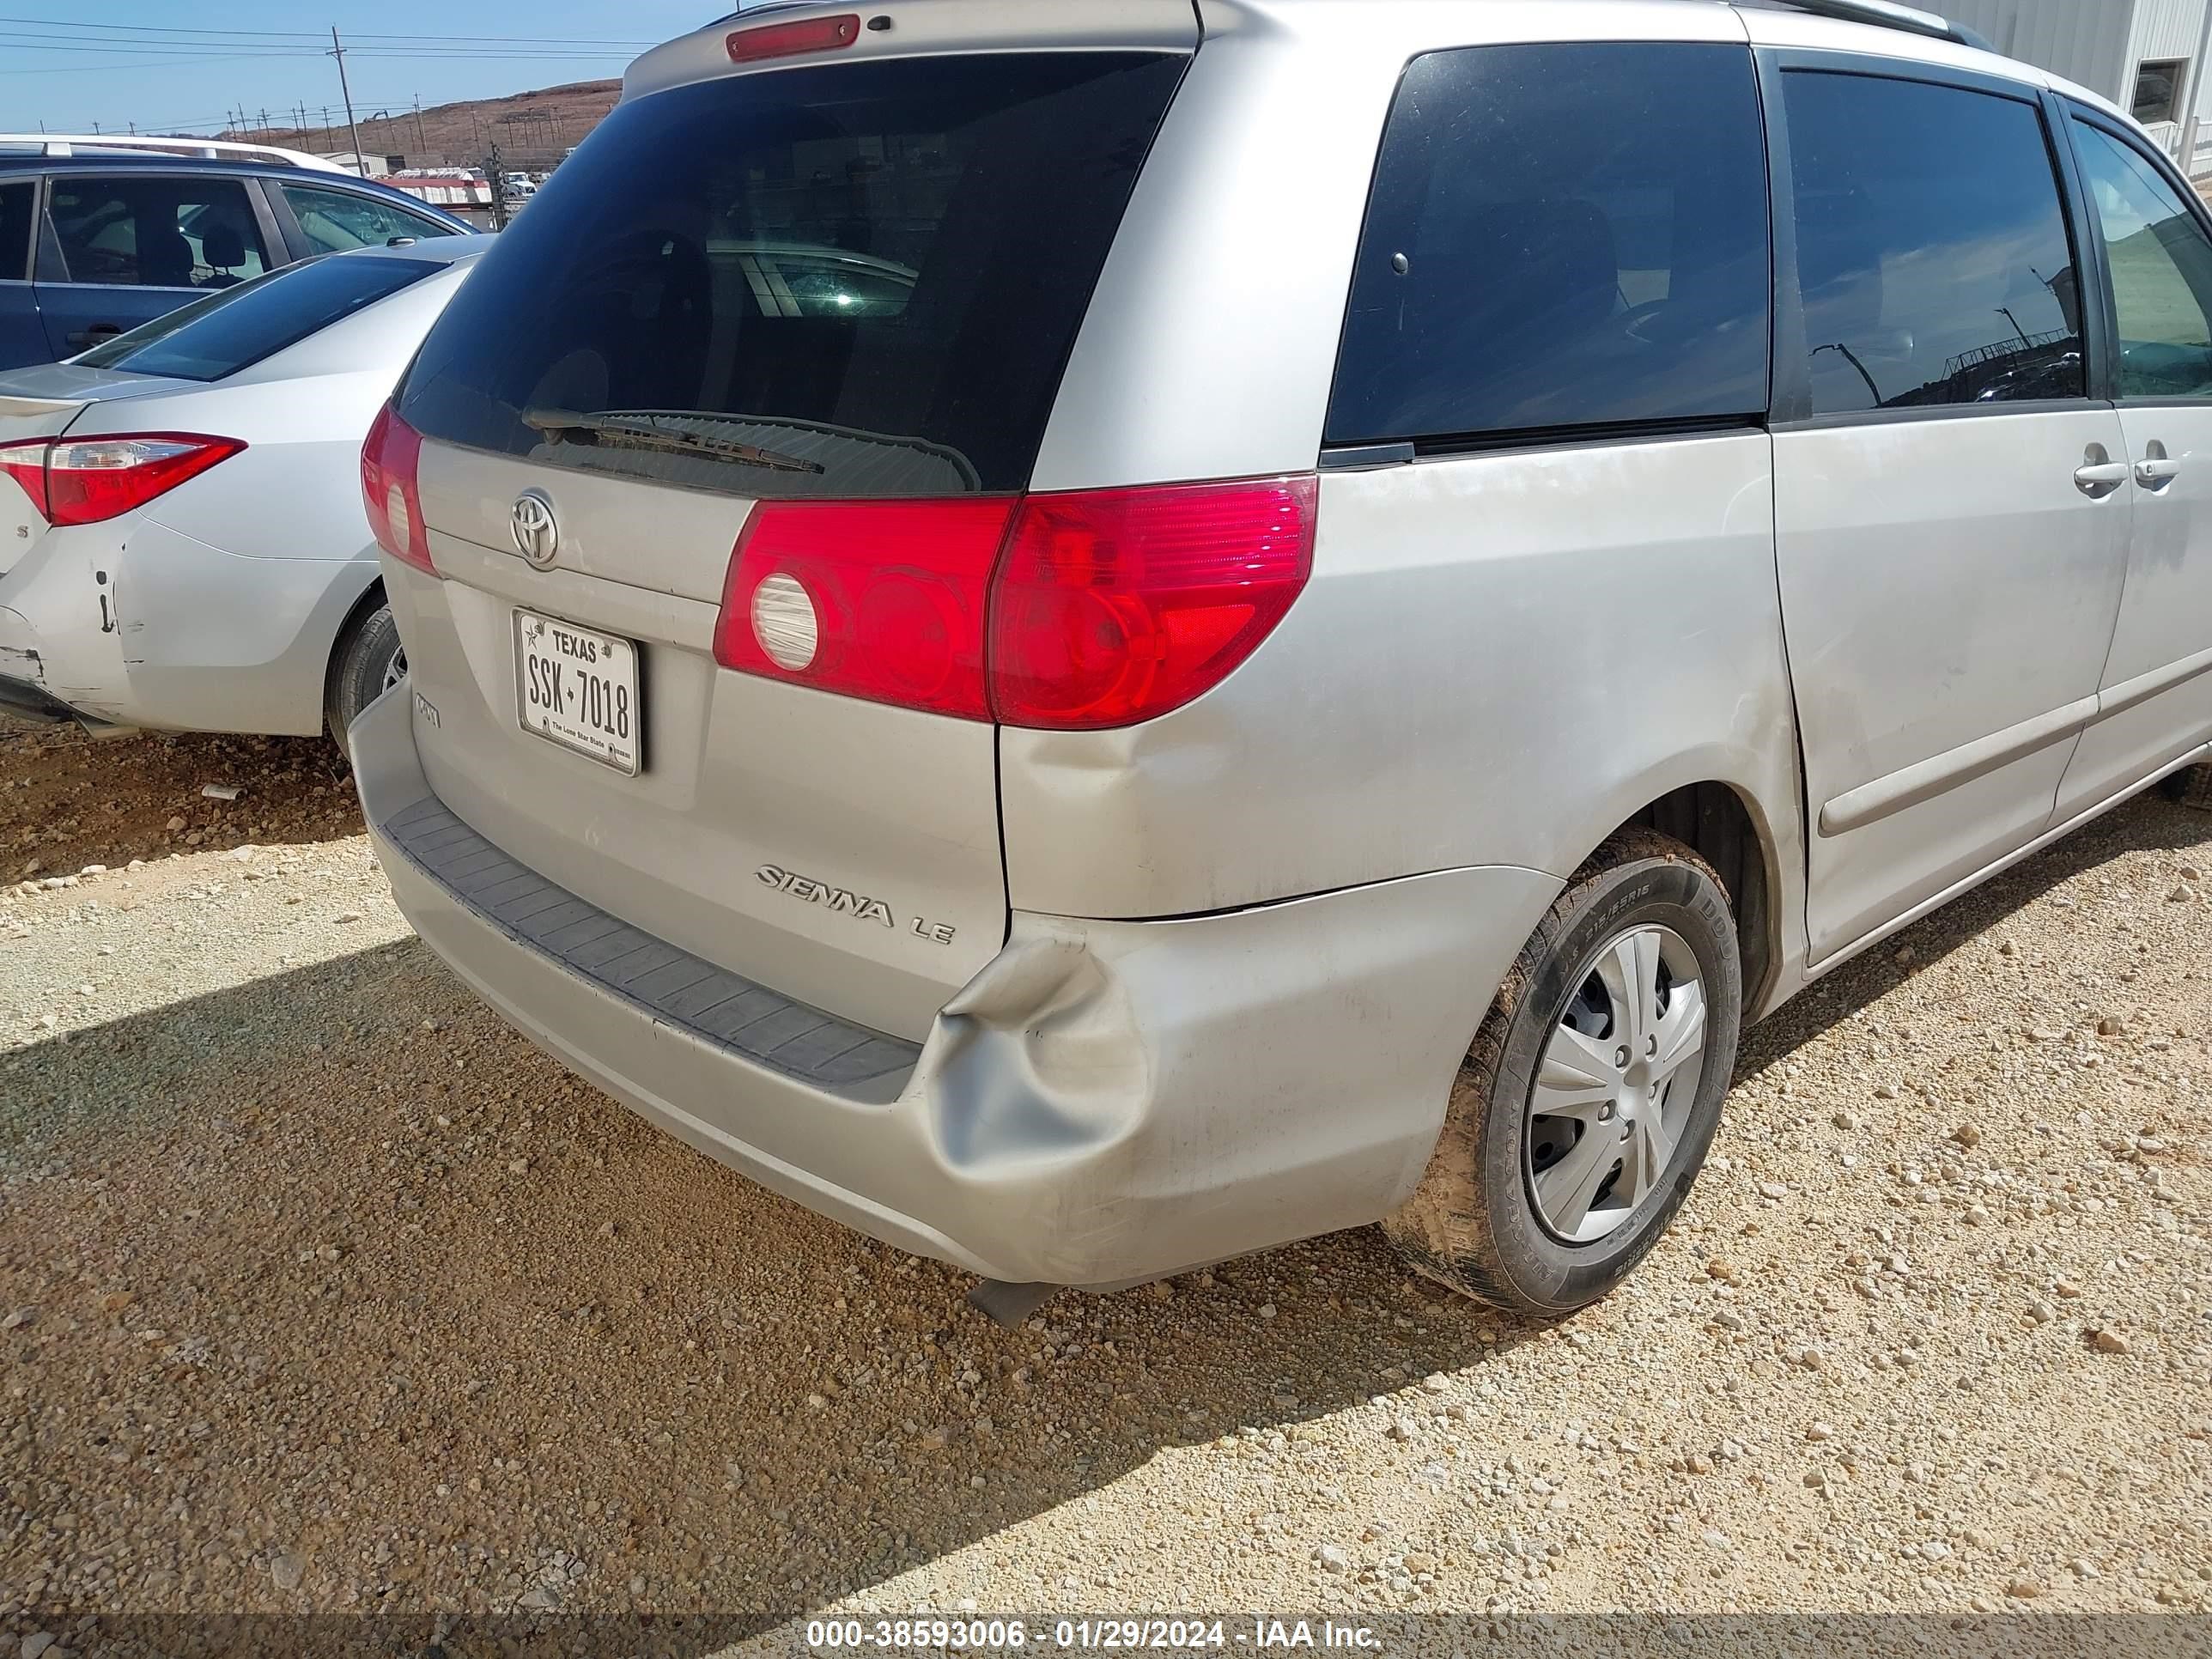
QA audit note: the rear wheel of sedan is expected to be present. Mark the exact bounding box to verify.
[1382,830,1742,1316]
[325,602,406,742]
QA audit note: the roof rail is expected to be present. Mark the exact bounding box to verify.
[1744,0,1994,52]
[0,135,350,173]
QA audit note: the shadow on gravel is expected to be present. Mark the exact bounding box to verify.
[2,791,2205,1634]
[0,715,362,881]
[0,937,1534,1634]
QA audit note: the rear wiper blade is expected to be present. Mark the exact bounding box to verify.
[523,409,823,474]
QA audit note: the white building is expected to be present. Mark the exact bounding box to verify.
[1945,0,2212,170]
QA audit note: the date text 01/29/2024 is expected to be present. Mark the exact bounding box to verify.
[802,1620,1382,1650]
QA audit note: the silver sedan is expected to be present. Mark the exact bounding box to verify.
[0,235,489,737]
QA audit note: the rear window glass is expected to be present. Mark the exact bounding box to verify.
[398,52,1186,499]
[1328,43,1772,447]
[75,252,441,381]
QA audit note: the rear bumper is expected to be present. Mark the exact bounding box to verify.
[0,672,76,724]
[0,518,366,737]
[355,682,1559,1285]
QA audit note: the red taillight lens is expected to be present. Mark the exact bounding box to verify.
[714,495,1016,720]
[0,441,48,519]
[0,433,244,526]
[990,476,1317,729]
[712,476,1317,729]
[361,401,434,574]
[727,12,860,63]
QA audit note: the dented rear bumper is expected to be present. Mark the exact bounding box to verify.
[355,679,1559,1285]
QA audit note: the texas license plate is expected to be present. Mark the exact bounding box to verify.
[514,608,641,775]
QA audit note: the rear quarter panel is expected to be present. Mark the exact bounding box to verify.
[1006,0,1805,963]
[1001,437,1802,922]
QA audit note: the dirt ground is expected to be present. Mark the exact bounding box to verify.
[0,712,2207,1651]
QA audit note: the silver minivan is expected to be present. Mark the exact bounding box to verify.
[354,0,2212,1316]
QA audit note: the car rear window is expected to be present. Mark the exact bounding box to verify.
[74,252,442,381]
[396,52,1187,499]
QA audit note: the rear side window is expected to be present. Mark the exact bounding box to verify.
[399,53,1186,499]
[74,252,441,381]
[0,182,30,282]
[47,175,270,289]
[1328,43,1771,447]
[1783,73,2085,415]
[279,182,455,253]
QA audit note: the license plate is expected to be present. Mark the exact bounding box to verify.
[514,608,641,775]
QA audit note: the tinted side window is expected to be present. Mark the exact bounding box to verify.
[279,183,454,253]
[1783,74,2084,416]
[48,176,269,289]
[0,182,31,282]
[2071,120,2212,399]
[1328,43,1771,447]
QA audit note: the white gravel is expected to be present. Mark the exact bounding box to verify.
[1,714,2208,1635]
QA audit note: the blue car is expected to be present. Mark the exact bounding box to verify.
[0,139,471,370]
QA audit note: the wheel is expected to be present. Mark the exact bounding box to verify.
[2161,762,2212,812]
[1382,829,1743,1316]
[325,601,407,741]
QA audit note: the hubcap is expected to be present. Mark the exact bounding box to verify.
[1526,923,1707,1244]
[381,645,408,695]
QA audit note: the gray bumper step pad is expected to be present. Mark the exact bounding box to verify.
[379,795,920,1094]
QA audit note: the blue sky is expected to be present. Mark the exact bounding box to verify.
[2,2,720,138]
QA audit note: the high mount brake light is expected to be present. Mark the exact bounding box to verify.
[0,433,244,526]
[714,476,1317,730]
[726,12,860,64]
[361,401,434,575]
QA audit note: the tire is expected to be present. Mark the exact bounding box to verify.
[1382,829,1743,1316]
[325,601,406,742]
[2161,762,2212,812]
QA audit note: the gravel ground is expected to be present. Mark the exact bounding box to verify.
[0,711,2209,1644]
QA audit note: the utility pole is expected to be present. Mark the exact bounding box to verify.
[412,94,427,154]
[486,142,508,232]
[2184,0,2212,179]
[329,26,369,177]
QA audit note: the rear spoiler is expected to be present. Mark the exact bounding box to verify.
[624,0,1200,102]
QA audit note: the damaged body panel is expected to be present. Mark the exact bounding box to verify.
[358,678,1560,1284]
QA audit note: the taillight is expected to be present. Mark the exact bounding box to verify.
[714,496,1015,720]
[361,401,434,574]
[713,475,1316,729]
[990,476,1317,729]
[0,441,46,519]
[727,11,860,63]
[0,433,243,526]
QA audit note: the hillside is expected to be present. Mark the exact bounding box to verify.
[214,78,622,173]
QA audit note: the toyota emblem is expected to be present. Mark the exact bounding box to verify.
[511,489,560,568]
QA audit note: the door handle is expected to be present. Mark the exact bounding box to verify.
[2136,456,2184,488]
[64,324,123,349]
[2074,460,2132,494]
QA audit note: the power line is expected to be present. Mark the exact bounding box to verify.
[0,15,658,46]
[0,52,299,75]
[0,36,323,56]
